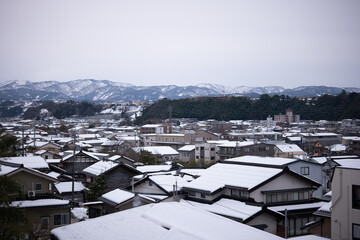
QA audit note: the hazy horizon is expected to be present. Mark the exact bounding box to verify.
[1,0,360,88]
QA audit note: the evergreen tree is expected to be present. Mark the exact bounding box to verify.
[86,174,108,201]
[0,175,29,240]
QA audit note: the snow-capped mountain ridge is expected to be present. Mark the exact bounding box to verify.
[0,79,359,102]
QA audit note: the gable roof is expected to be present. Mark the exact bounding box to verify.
[51,202,283,240]
[0,156,49,170]
[62,150,100,162]
[55,181,87,194]
[5,166,58,182]
[183,163,282,193]
[99,188,135,206]
[83,160,140,177]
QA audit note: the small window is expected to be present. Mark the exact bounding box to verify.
[35,183,42,191]
[148,181,153,186]
[245,148,250,153]
[200,193,206,198]
[188,191,195,197]
[301,167,309,175]
[231,189,239,197]
[54,214,69,226]
[353,185,360,209]
[41,217,49,230]
[210,148,215,151]
[354,224,360,240]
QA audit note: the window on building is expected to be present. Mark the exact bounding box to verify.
[148,181,153,186]
[245,148,250,153]
[353,185,360,209]
[265,146,270,151]
[35,183,42,191]
[231,189,239,197]
[41,217,49,230]
[210,148,215,151]
[200,193,206,198]
[301,167,309,175]
[188,191,195,197]
[54,214,69,226]
[353,224,360,240]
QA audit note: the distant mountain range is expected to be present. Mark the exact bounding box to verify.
[0,79,359,102]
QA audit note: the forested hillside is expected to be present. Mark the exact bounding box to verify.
[138,91,360,123]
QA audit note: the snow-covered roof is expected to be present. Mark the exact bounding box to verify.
[328,144,346,152]
[269,202,327,212]
[0,164,18,175]
[11,199,69,208]
[180,168,206,177]
[317,201,331,214]
[137,165,172,173]
[0,156,49,170]
[223,156,298,166]
[182,198,264,221]
[217,141,255,148]
[334,159,360,169]
[83,160,119,176]
[62,151,100,161]
[100,189,135,205]
[178,145,196,152]
[184,163,282,193]
[275,144,304,153]
[55,181,87,194]
[286,136,301,141]
[148,175,193,193]
[133,146,179,156]
[72,207,88,221]
[51,202,283,240]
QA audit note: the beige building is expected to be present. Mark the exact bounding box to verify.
[331,160,360,240]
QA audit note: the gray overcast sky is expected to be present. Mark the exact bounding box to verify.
[0,0,359,88]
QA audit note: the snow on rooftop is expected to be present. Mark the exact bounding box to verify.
[178,145,195,151]
[180,168,206,177]
[83,160,119,176]
[269,202,326,212]
[101,189,135,205]
[11,199,69,208]
[184,163,282,193]
[72,207,88,220]
[133,146,179,156]
[224,156,297,166]
[55,182,87,194]
[218,141,255,148]
[137,165,172,173]
[183,198,262,221]
[62,151,100,161]
[317,201,331,214]
[0,164,18,175]
[149,175,193,193]
[334,159,360,169]
[275,144,304,153]
[328,144,346,152]
[0,156,49,169]
[51,202,282,240]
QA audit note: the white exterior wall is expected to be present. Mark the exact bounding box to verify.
[250,172,314,203]
[331,168,360,240]
[288,162,323,197]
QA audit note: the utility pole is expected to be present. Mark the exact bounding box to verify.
[285,209,288,239]
[21,126,25,156]
[72,132,76,202]
[33,125,36,149]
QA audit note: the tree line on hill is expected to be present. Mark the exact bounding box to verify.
[137,91,360,123]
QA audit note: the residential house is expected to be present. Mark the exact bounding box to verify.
[0,155,50,172]
[177,145,195,162]
[1,165,58,198]
[140,124,172,134]
[195,140,229,163]
[299,133,341,156]
[54,181,87,203]
[98,188,154,214]
[183,163,321,205]
[331,159,360,240]
[217,140,275,161]
[83,160,141,191]
[133,146,179,162]
[59,151,100,182]
[274,143,305,159]
[221,156,324,197]
[11,199,71,240]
